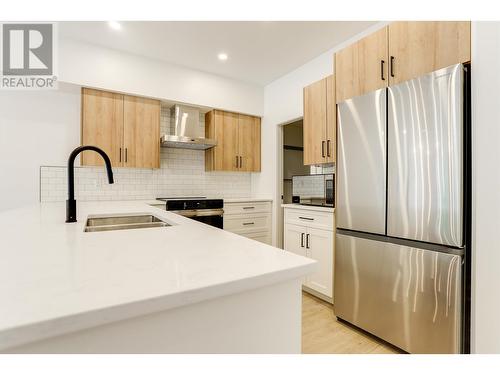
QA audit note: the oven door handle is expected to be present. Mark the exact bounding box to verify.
[170,209,224,218]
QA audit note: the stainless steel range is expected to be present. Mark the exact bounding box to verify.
[156,197,224,229]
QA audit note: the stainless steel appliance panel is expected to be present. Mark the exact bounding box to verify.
[337,89,386,234]
[387,64,464,247]
[334,233,462,353]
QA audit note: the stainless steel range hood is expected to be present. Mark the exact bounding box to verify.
[160,104,217,150]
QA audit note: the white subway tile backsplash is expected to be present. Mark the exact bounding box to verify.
[40,105,252,202]
[292,174,327,198]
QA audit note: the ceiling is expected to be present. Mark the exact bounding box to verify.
[59,21,377,86]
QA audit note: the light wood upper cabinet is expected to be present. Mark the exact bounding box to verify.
[205,110,261,172]
[325,75,336,163]
[123,95,160,169]
[303,75,336,165]
[81,88,160,169]
[335,27,388,103]
[205,110,239,171]
[238,114,261,172]
[81,88,124,167]
[388,21,471,85]
[303,79,326,165]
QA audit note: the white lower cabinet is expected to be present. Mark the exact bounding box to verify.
[306,227,333,298]
[283,206,334,303]
[224,200,272,245]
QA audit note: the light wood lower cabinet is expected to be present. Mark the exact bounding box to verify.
[81,88,160,169]
[205,110,261,172]
[223,201,272,245]
[283,206,334,303]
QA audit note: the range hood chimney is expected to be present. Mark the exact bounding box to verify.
[160,105,216,150]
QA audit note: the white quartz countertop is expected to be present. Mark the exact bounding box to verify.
[0,200,315,351]
[281,204,335,213]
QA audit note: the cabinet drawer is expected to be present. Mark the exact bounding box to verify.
[284,208,334,231]
[224,213,270,233]
[224,201,271,215]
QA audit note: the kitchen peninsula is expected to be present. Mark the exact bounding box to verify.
[0,201,315,353]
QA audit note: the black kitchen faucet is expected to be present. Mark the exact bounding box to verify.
[66,146,114,223]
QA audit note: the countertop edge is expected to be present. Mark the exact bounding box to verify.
[281,204,335,213]
[224,198,273,203]
[0,261,315,352]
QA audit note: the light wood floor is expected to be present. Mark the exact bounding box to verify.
[302,292,403,354]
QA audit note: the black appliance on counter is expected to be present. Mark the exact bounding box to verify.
[156,197,224,229]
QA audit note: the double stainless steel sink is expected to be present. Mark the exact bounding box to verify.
[84,214,171,232]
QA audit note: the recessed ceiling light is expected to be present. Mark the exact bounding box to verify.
[108,21,122,31]
[217,53,228,61]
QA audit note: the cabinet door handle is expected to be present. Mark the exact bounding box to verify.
[125,148,128,163]
[243,206,255,210]
[381,60,385,81]
[327,140,331,157]
[322,140,326,158]
[119,147,122,163]
[390,56,395,78]
[306,233,310,249]
[235,155,239,168]
[301,233,305,248]
[239,156,242,169]
[243,222,254,226]
[299,216,314,221]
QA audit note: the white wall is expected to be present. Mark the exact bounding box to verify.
[470,21,500,354]
[253,22,387,246]
[0,83,81,211]
[59,38,263,116]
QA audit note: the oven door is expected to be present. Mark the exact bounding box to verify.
[190,214,223,229]
[175,209,224,229]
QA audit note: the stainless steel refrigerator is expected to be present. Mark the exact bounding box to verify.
[335,63,471,354]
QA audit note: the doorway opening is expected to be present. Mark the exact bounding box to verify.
[276,118,335,249]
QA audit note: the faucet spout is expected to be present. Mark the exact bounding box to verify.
[66,145,114,223]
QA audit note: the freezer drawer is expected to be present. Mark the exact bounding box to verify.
[387,64,464,247]
[337,89,386,234]
[334,233,462,353]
